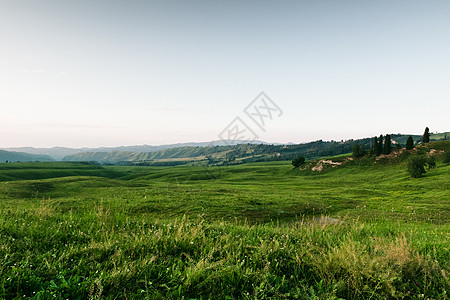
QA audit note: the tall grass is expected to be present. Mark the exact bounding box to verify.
[0,208,448,299]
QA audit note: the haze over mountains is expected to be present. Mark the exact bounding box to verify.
[1,140,271,161]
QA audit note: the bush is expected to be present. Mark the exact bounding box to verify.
[292,156,306,168]
[408,156,427,178]
[444,152,450,164]
[427,156,436,169]
[352,144,366,159]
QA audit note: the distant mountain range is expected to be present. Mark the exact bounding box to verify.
[1,133,448,163]
[1,140,271,161]
[0,150,54,162]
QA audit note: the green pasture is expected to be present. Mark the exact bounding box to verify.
[0,157,448,299]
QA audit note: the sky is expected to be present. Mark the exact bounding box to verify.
[0,0,449,148]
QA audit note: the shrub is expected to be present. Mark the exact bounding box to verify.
[427,156,436,169]
[292,156,306,168]
[408,156,427,178]
[444,152,450,164]
[352,144,366,159]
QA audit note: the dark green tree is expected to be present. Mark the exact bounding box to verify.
[408,155,427,178]
[383,134,391,155]
[373,136,379,155]
[352,144,366,158]
[423,127,430,143]
[292,156,306,168]
[406,136,414,150]
[375,134,383,156]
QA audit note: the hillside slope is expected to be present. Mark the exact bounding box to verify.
[0,161,123,182]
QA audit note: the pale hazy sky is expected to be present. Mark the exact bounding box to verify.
[1,0,449,147]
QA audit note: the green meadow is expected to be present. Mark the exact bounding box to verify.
[0,156,449,299]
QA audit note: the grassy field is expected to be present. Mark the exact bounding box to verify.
[0,155,449,299]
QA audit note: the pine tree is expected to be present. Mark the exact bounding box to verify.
[376,134,383,156]
[423,127,430,143]
[383,134,391,155]
[406,136,414,150]
[373,136,378,155]
[373,136,377,156]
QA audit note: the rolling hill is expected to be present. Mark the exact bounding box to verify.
[0,142,448,299]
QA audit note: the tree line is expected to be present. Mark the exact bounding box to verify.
[291,127,449,179]
[353,127,431,159]
[352,127,445,178]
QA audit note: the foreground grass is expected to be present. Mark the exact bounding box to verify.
[0,160,449,299]
[1,211,448,299]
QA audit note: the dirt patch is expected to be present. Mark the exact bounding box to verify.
[312,160,342,172]
[428,149,444,156]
